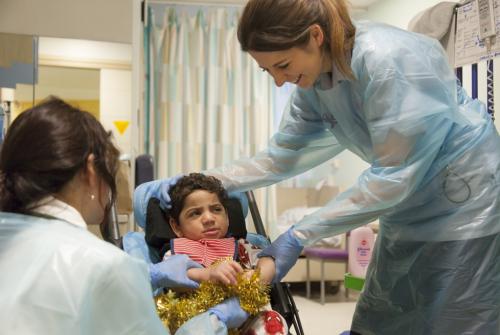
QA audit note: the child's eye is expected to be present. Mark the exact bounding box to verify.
[188,210,201,217]
[213,206,224,212]
[277,63,289,69]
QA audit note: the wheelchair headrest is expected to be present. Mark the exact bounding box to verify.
[144,196,248,253]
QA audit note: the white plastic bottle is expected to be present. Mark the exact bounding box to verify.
[348,226,375,278]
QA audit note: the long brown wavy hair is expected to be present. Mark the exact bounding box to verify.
[237,0,356,79]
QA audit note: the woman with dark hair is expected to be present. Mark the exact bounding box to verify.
[136,0,500,333]
[0,97,170,334]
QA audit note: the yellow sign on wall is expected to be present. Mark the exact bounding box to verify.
[113,120,129,135]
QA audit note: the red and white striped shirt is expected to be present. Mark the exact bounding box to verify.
[170,237,237,267]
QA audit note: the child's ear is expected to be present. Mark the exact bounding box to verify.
[169,217,183,237]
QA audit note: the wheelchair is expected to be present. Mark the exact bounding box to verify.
[103,188,304,335]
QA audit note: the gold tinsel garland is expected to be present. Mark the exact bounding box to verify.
[155,270,270,334]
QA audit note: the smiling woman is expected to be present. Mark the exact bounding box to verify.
[238,0,355,82]
[249,27,331,88]
[134,0,500,333]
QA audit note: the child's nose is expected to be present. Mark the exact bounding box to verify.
[201,211,215,223]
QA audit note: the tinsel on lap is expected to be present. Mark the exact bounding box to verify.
[156,270,270,334]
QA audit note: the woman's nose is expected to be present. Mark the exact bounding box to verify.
[270,70,286,87]
[274,76,285,87]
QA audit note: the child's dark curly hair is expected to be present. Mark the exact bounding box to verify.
[168,173,229,223]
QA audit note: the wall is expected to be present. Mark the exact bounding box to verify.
[39,37,131,67]
[358,0,447,29]
[0,0,132,43]
[11,37,133,155]
[0,0,134,231]
[13,65,100,119]
[100,68,132,156]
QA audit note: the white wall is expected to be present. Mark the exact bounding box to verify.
[358,0,447,29]
[0,0,132,43]
[100,68,132,156]
[40,37,131,65]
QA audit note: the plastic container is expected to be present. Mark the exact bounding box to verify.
[344,273,365,291]
[348,226,375,278]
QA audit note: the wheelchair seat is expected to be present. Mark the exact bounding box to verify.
[122,191,303,335]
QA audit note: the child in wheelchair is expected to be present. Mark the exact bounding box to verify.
[161,173,288,334]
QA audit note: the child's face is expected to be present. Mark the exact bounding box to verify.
[169,190,229,240]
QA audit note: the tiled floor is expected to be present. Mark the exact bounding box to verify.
[287,283,359,335]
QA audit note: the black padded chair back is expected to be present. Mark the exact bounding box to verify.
[144,197,247,261]
[135,154,154,187]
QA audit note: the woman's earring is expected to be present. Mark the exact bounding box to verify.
[90,194,95,200]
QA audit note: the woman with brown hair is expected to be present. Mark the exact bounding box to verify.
[0,97,170,334]
[137,0,500,333]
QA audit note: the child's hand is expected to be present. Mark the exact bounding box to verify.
[244,269,255,280]
[209,261,243,285]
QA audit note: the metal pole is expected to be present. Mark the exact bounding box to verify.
[245,190,268,238]
[472,63,478,99]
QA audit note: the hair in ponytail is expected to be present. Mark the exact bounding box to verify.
[0,170,22,212]
[237,0,356,79]
[0,96,120,214]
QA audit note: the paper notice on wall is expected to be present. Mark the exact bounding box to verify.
[455,0,500,67]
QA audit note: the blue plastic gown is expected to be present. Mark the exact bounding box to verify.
[0,212,230,335]
[203,21,500,334]
[0,212,168,335]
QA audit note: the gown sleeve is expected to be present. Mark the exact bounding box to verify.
[204,87,345,192]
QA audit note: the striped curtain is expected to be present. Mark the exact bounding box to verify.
[144,6,277,234]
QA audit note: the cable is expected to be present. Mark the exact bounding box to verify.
[442,166,471,204]
[487,59,494,121]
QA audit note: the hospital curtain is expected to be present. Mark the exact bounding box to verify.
[145,6,277,234]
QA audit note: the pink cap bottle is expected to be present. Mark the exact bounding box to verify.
[348,226,375,278]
